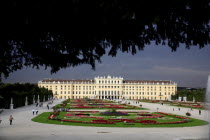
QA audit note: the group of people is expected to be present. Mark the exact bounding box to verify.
[32,109,39,115]
[36,102,43,107]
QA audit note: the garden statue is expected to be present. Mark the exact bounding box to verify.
[25,96,28,106]
[10,97,14,109]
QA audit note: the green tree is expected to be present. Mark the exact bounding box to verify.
[0,0,209,81]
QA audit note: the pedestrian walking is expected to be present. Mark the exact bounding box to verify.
[9,115,14,125]
[173,108,174,111]
[36,102,38,107]
[178,108,180,111]
[199,110,201,115]
[47,104,50,110]
[190,107,193,111]
[36,109,38,115]
[0,117,2,124]
[32,109,35,115]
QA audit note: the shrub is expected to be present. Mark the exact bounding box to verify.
[100,109,128,116]
[110,108,117,113]
[51,117,61,120]
[186,112,191,116]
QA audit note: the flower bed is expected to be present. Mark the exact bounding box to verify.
[100,110,129,116]
[57,99,143,109]
[47,110,194,126]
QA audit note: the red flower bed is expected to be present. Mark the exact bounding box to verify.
[137,113,163,119]
[192,105,203,108]
[91,120,115,124]
[138,113,153,116]
[48,115,55,119]
[139,120,157,124]
[173,116,187,119]
[158,112,188,119]
[108,119,135,122]
[74,106,95,108]
[61,120,83,123]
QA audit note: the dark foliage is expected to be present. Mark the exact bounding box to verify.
[172,88,206,102]
[0,0,209,80]
[0,83,53,108]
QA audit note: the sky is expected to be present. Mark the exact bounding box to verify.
[2,43,210,88]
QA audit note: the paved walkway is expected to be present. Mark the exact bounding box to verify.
[0,99,209,140]
[124,100,209,121]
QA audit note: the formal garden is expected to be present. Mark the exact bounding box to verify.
[32,108,208,127]
[52,99,146,110]
[137,99,207,110]
[31,98,208,127]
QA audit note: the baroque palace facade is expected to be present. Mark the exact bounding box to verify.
[38,76,177,100]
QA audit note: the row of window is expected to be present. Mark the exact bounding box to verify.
[58,91,96,95]
[56,90,173,96]
[124,88,173,91]
[44,86,175,90]
[98,80,121,84]
[45,85,174,88]
[123,92,172,95]
[58,96,167,100]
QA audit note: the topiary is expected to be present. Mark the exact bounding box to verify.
[186,112,191,116]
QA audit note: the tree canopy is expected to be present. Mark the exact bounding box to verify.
[0,83,53,108]
[0,0,209,81]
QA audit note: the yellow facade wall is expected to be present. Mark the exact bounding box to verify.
[38,76,177,100]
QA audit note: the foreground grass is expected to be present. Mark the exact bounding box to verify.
[32,112,208,128]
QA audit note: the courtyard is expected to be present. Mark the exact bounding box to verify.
[0,99,209,140]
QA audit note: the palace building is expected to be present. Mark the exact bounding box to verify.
[38,76,177,100]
